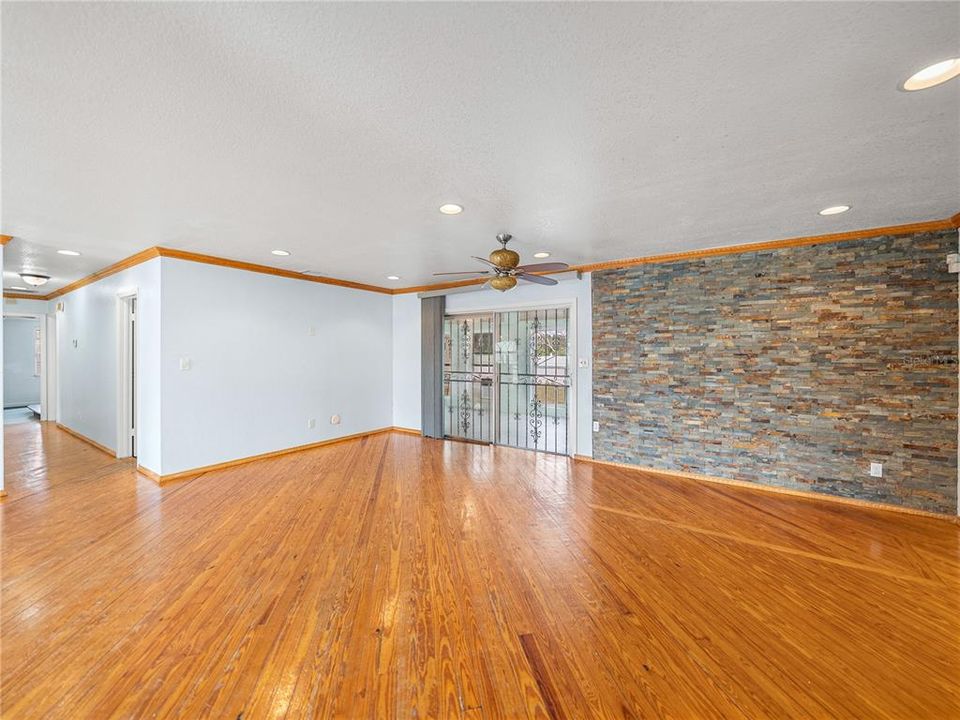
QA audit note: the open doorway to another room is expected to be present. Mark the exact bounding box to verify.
[116,292,138,459]
[3,314,44,426]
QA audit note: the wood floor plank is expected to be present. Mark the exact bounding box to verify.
[2,419,958,718]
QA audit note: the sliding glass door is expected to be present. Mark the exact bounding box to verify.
[442,307,570,455]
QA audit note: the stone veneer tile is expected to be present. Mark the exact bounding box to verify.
[592,230,958,514]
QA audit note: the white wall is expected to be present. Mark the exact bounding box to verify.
[392,274,594,456]
[56,258,162,472]
[158,258,393,475]
[3,316,41,407]
[392,293,421,430]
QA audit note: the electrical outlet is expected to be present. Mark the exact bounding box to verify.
[578,358,589,368]
[179,357,191,371]
[307,418,316,429]
[330,414,341,425]
[869,462,883,478]
[592,421,600,432]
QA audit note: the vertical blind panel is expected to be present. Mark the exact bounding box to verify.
[420,295,446,438]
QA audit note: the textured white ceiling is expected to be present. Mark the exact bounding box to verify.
[2,2,958,292]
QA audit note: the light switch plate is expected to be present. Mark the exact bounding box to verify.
[179,357,191,371]
[592,421,600,432]
[869,462,883,478]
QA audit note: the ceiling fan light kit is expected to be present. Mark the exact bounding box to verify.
[434,232,570,292]
[489,233,520,270]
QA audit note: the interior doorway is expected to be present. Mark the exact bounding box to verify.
[116,293,137,458]
[3,313,46,423]
[442,306,572,455]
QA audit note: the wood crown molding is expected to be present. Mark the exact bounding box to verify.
[12,213,960,301]
[569,217,959,275]
[574,455,959,522]
[45,247,162,300]
[3,292,48,301]
[390,216,960,292]
[153,247,393,294]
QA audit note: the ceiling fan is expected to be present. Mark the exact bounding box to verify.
[433,233,570,291]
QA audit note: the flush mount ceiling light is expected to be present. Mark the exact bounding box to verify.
[533,251,551,259]
[9,286,30,291]
[903,58,960,91]
[819,205,851,216]
[439,203,463,215]
[271,249,291,256]
[57,249,81,256]
[386,275,401,280]
[20,272,50,287]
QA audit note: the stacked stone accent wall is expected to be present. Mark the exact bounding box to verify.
[592,230,958,514]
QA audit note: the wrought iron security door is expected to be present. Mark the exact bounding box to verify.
[443,308,570,454]
[443,315,496,443]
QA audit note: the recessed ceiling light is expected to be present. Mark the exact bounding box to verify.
[533,251,551,259]
[57,249,81,256]
[819,205,851,216]
[439,203,463,215]
[271,249,291,256]
[903,58,960,91]
[386,275,401,280]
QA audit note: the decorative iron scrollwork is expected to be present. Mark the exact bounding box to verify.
[458,388,472,433]
[460,320,471,365]
[528,394,544,446]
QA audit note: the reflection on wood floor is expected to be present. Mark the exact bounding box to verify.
[2,419,958,718]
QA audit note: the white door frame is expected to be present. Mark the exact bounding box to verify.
[115,289,138,458]
[44,312,58,423]
[2,311,49,417]
[444,298,579,455]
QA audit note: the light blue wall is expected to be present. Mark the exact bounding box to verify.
[391,293,421,430]
[56,258,162,470]
[3,316,41,407]
[159,257,394,475]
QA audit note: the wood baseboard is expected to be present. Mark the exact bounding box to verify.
[573,455,959,522]
[137,427,403,486]
[137,466,162,484]
[56,423,116,458]
[390,426,421,436]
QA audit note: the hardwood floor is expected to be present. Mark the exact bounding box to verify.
[2,420,959,718]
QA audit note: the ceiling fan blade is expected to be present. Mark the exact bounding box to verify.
[517,272,559,286]
[432,270,491,276]
[514,262,570,273]
[471,256,499,268]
